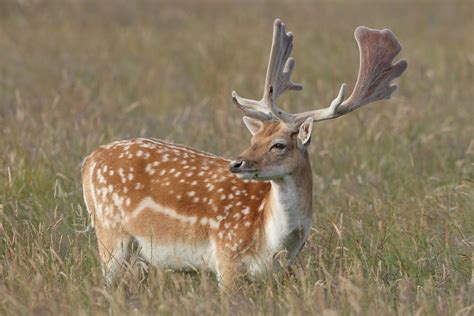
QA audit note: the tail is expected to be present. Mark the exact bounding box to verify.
[81,154,97,231]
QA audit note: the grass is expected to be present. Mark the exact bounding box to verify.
[0,0,473,314]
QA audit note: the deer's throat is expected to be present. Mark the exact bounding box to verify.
[263,163,313,257]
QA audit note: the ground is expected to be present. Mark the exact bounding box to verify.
[0,0,473,314]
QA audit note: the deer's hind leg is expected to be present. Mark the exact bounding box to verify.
[95,227,132,287]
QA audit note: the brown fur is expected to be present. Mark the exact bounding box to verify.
[82,137,275,289]
[82,118,314,291]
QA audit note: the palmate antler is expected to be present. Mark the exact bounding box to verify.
[232,19,407,126]
[232,19,303,122]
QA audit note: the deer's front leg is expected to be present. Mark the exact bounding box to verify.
[215,251,240,293]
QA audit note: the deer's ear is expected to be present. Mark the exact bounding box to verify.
[243,116,263,136]
[297,117,313,148]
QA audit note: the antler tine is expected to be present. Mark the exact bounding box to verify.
[231,91,273,121]
[232,19,303,122]
[293,26,407,125]
[263,20,303,101]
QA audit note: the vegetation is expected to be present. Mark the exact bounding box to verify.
[0,0,472,314]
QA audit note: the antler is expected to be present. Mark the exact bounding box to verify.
[290,26,408,124]
[232,21,407,126]
[232,19,303,122]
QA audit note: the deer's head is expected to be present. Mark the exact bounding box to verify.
[229,19,407,181]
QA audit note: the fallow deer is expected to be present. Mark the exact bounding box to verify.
[82,19,407,291]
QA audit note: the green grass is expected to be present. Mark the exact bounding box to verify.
[1,0,473,314]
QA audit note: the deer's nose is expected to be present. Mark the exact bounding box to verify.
[229,160,245,173]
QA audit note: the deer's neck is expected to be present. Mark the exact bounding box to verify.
[263,157,313,254]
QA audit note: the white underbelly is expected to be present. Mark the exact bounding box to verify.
[135,237,218,272]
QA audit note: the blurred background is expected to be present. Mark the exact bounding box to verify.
[0,0,473,314]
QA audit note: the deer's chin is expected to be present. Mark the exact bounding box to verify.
[236,172,257,180]
[237,170,281,181]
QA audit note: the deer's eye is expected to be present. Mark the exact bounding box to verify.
[271,143,286,151]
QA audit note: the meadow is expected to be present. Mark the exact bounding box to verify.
[0,0,473,314]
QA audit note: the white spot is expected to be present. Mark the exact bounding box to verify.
[136,150,143,157]
[112,192,124,207]
[242,207,250,215]
[109,170,114,176]
[187,191,195,197]
[128,173,134,181]
[174,171,182,177]
[244,221,251,227]
[145,164,155,175]
[100,187,107,198]
[159,169,166,176]
[208,219,220,229]
[200,217,208,225]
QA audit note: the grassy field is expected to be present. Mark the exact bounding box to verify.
[0,0,473,314]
